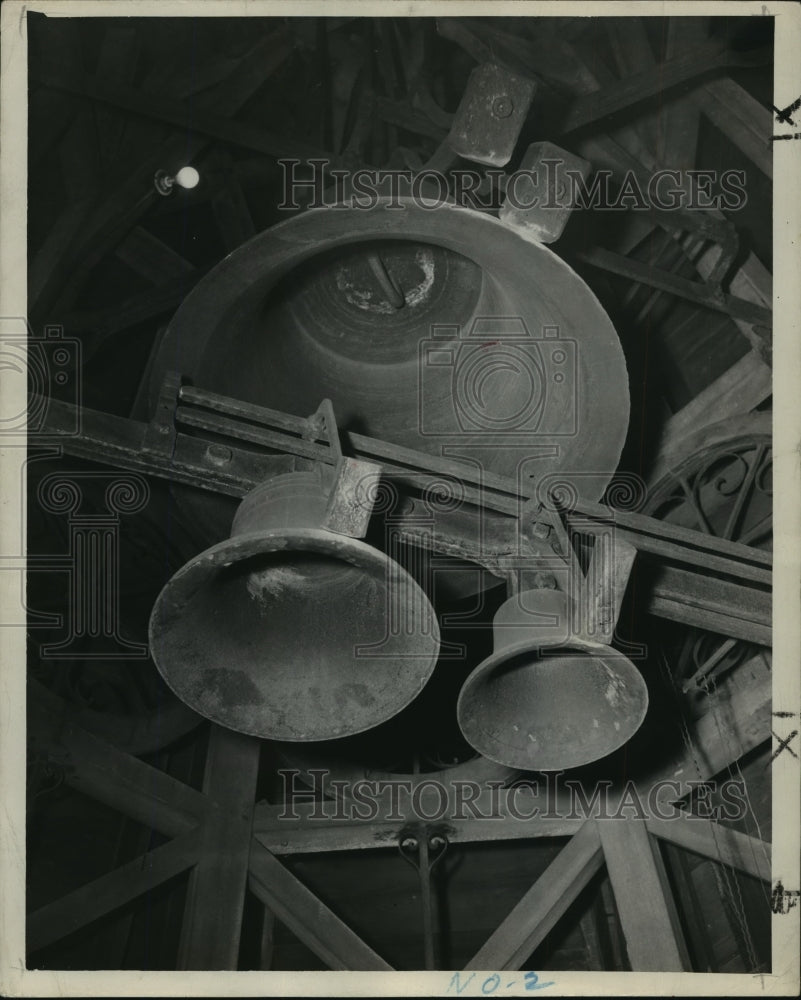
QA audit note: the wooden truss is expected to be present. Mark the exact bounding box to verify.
[28,687,771,971]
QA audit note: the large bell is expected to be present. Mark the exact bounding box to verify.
[457,588,648,770]
[148,199,630,550]
[148,469,441,740]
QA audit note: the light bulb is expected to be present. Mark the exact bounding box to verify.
[154,166,201,196]
[174,166,200,190]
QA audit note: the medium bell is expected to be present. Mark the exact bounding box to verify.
[149,468,441,741]
[456,588,648,771]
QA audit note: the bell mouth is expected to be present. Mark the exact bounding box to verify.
[457,639,649,771]
[149,529,441,741]
[265,238,483,366]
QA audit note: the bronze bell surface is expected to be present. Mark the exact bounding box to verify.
[457,588,649,771]
[149,469,441,741]
[147,199,631,554]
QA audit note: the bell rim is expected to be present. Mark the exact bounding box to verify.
[148,527,442,742]
[456,636,649,772]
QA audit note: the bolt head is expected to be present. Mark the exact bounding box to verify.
[492,96,513,118]
[206,443,233,467]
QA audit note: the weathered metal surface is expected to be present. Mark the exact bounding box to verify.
[323,457,382,539]
[150,470,441,740]
[581,537,637,644]
[499,141,591,243]
[146,199,631,552]
[446,62,536,166]
[398,828,448,969]
[457,589,649,770]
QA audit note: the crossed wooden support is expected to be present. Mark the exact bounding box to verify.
[27,691,771,972]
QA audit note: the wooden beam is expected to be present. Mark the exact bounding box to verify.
[651,352,772,480]
[697,77,773,179]
[253,796,583,855]
[646,817,771,884]
[464,821,604,970]
[598,817,690,971]
[643,563,771,646]
[606,17,660,158]
[210,151,257,253]
[657,18,706,171]
[248,840,394,971]
[62,269,204,341]
[94,24,141,168]
[177,725,261,970]
[32,62,327,168]
[259,906,276,970]
[640,652,771,798]
[114,226,196,286]
[28,690,209,838]
[27,829,201,954]
[28,198,94,312]
[559,40,769,139]
[32,29,295,323]
[575,246,772,328]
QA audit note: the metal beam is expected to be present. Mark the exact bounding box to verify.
[38,390,771,576]
[464,821,605,970]
[248,840,394,971]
